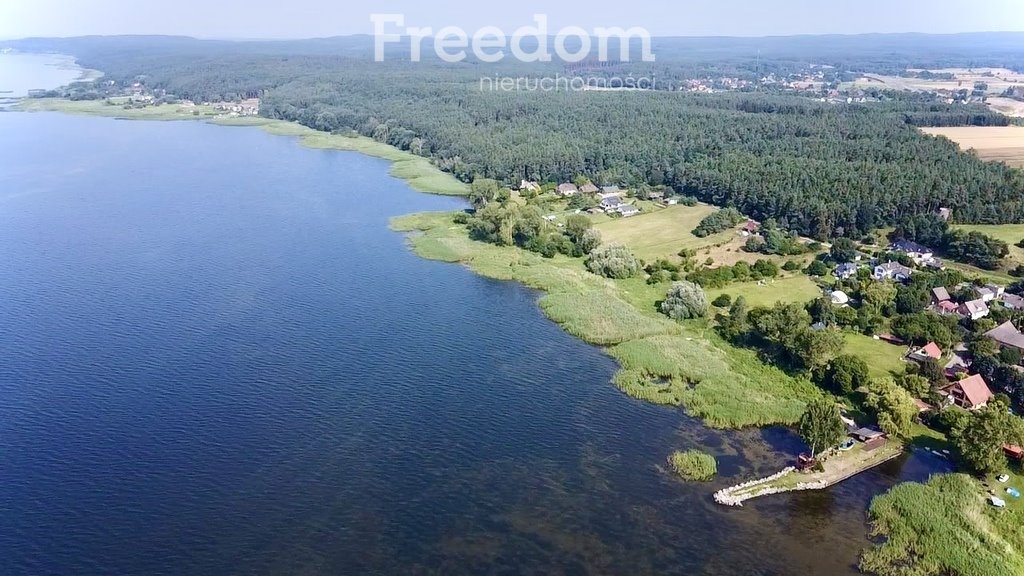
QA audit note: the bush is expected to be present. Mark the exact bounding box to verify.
[586,243,641,279]
[692,208,744,238]
[712,294,733,308]
[668,450,717,481]
[782,260,801,272]
[661,281,710,320]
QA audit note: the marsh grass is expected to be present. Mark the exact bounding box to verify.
[669,450,718,481]
[862,474,1024,576]
[392,212,821,428]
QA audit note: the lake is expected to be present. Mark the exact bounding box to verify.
[0,53,90,98]
[0,109,951,575]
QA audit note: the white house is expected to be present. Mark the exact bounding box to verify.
[873,262,913,282]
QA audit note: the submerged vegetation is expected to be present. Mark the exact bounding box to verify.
[669,450,718,482]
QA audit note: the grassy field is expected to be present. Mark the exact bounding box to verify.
[842,333,909,378]
[706,276,822,308]
[955,223,1024,267]
[13,99,468,196]
[921,126,1024,168]
[862,473,1024,576]
[594,204,728,262]
[392,211,822,428]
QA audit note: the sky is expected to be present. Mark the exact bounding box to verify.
[2,0,1024,39]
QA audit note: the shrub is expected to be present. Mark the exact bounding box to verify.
[661,281,710,320]
[586,243,641,279]
[712,294,733,308]
[693,208,744,238]
[668,450,717,481]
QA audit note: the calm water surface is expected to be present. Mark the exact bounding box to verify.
[0,111,951,575]
[0,53,88,98]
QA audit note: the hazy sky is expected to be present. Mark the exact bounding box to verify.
[2,0,1024,39]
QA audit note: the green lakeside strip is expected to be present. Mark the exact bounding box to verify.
[391,211,821,428]
[12,99,467,196]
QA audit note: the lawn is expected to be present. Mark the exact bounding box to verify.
[842,333,908,378]
[706,276,822,308]
[595,204,730,262]
[956,223,1024,267]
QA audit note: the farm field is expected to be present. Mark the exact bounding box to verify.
[594,204,731,261]
[921,126,1024,167]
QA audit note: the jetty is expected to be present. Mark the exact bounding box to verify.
[714,440,904,506]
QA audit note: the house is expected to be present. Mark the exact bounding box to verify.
[646,189,665,201]
[938,207,952,222]
[600,186,622,196]
[985,321,1024,352]
[850,427,886,442]
[1002,293,1024,310]
[975,284,1004,303]
[519,180,540,192]
[580,183,600,194]
[741,220,761,235]
[617,204,640,217]
[959,299,990,320]
[909,342,943,363]
[830,290,851,306]
[931,287,951,304]
[936,300,960,315]
[873,262,913,282]
[557,183,579,197]
[600,196,625,211]
[835,263,859,280]
[941,374,994,410]
[890,239,934,263]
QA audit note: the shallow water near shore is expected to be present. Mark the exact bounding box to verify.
[0,111,952,575]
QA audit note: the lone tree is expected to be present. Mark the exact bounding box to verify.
[585,243,641,279]
[798,399,847,458]
[661,281,709,320]
[864,377,919,438]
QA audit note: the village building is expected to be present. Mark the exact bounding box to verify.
[556,183,579,197]
[889,239,934,263]
[599,186,622,197]
[835,263,858,280]
[830,290,851,306]
[975,284,1005,303]
[617,204,640,217]
[908,342,942,363]
[940,374,994,410]
[873,262,912,282]
[936,300,960,315]
[1002,293,1024,310]
[931,287,951,304]
[959,299,990,320]
[985,321,1024,352]
[580,183,600,194]
[519,180,540,192]
[600,196,625,211]
[741,220,761,236]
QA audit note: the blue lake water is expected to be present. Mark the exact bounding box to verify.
[0,53,89,98]
[0,111,952,575]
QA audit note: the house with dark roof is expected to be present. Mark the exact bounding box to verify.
[835,263,859,280]
[600,196,625,211]
[1004,293,1024,310]
[873,262,913,282]
[890,239,934,263]
[985,321,1024,351]
[931,287,951,304]
[600,186,621,196]
[941,374,994,410]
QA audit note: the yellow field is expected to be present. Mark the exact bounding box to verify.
[594,204,729,261]
[844,68,1024,95]
[922,126,1024,168]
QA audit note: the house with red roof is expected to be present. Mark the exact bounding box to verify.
[908,342,942,363]
[941,374,994,411]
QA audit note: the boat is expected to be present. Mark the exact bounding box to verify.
[990,496,1007,508]
[1007,487,1021,498]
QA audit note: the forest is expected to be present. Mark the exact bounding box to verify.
[8,33,1024,239]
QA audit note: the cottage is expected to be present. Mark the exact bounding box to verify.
[1003,293,1024,310]
[985,321,1024,351]
[960,299,990,321]
[850,427,886,442]
[909,342,942,363]
[646,189,665,201]
[936,300,960,315]
[942,374,994,410]
[580,183,600,194]
[873,262,913,282]
[890,239,934,263]
[834,263,858,280]
[975,284,1005,303]
[519,180,541,192]
[617,204,640,217]
[830,290,851,306]
[931,287,951,304]
[600,196,625,211]
[557,183,579,197]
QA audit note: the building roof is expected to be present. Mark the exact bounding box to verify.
[601,196,625,208]
[891,239,932,254]
[830,290,850,305]
[953,374,994,408]
[835,263,858,275]
[913,399,933,413]
[918,342,942,359]
[557,183,578,193]
[580,183,599,194]
[601,186,621,194]
[932,287,951,302]
[742,220,760,232]
[617,204,639,214]
[1004,293,1024,308]
[985,321,1024,350]
[961,299,990,315]
[876,262,912,276]
[937,300,960,313]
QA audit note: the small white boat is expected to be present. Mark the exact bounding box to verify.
[990,496,1007,508]
[998,474,1010,483]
